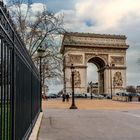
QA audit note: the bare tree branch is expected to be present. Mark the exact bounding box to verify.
[7,0,66,91]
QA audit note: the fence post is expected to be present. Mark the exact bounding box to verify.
[0,2,41,139]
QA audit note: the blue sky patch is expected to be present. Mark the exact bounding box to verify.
[85,20,95,27]
[33,0,74,12]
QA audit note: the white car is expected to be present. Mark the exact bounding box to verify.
[84,93,99,98]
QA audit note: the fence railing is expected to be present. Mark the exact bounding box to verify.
[0,2,41,140]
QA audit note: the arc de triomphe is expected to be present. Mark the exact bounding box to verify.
[60,32,129,95]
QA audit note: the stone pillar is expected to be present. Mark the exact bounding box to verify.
[104,69,109,94]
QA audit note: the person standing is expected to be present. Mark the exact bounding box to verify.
[66,94,69,102]
[91,93,93,99]
[128,94,132,102]
[62,94,66,102]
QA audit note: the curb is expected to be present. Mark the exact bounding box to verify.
[29,112,43,140]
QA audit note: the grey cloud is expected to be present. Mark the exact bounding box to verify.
[28,0,140,87]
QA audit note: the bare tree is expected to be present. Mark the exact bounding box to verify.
[7,0,65,78]
[7,0,64,54]
[126,85,136,93]
[6,0,65,93]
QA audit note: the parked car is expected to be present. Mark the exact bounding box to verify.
[74,93,85,98]
[115,92,139,97]
[136,93,140,101]
[101,94,111,99]
[47,93,58,98]
[115,92,131,96]
[100,93,107,97]
[83,93,98,98]
[83,93,103,99]
[97,94,104,99]
[92,93,99,98]
[84,93,91,98]
[136,93,140,97]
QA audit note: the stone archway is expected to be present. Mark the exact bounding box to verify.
[60,32,129,95]
[87,56,106,94]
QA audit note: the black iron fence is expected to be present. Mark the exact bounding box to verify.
[0,2,40,140]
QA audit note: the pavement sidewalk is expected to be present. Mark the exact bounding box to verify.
[38,99,140,140]
[42,98,140,110]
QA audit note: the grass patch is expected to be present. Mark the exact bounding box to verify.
[0,102,11,140]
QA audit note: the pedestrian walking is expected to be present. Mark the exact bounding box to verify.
[62,94,66,102]
[42,93,47,100]
[85,93,87,98]
[91,93,93,99]
[66,94,69,102]
[128,94,132,102]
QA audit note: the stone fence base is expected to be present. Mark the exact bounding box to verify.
[112,96,139,102]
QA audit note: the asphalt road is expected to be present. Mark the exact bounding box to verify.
[38,109,140,140]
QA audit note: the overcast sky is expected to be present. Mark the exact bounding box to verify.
[44,0,140,86]
[4,0,140,88]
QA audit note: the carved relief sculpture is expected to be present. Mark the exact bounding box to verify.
[70,70,81,87]
[113,72,123,87]
[74,70,81,87]
[111,56,124,65]
[69,54,83,64]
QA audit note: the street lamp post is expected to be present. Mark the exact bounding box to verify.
[70,64,78,109]
[113,82,116,95]
[89,81,93,99]
[37,46,45,112]
[107,63,115,99]
[110,65,113,99]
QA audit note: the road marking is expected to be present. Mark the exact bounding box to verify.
[126,113,140,118]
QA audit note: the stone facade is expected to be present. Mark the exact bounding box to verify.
[61,32,129,95]
[136,86,140,93]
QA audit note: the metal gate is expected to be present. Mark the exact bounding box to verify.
[0,2,41,140]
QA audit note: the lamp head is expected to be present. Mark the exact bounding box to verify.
[70,64,75,72]
[111,63,115,67]
[37,46,45,57]
[106,64,109,68]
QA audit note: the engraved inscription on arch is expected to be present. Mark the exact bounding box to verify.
[111,56,124,65]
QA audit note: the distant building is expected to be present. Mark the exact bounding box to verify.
[136,86,140,93]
